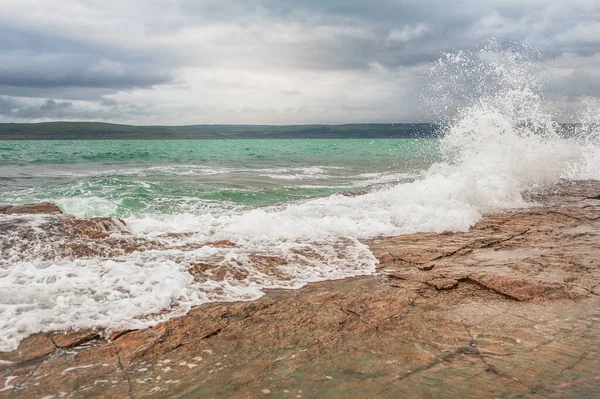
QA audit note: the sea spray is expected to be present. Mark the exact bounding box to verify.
[428,40,599,205]
[2,42,600,352]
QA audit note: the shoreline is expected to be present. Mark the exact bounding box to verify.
[1,180,600,397]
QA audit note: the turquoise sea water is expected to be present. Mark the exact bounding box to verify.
[0,139,440,217]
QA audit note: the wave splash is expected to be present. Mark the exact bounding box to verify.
[429,40,600,212]
[2,41,600,352]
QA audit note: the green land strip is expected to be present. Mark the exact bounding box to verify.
[0,122,438,140]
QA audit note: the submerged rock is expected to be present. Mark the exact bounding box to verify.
[0,212,139,260]
[1,181,600,398]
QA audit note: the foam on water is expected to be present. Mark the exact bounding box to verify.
[0,257,197,351]
[2,41,600,352]
[0,214,376,351]
[55,197,121,218]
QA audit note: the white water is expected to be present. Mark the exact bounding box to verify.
[2,42,600,352]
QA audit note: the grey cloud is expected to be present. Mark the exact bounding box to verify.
[100,98,119,107]
[0,97,18,115]
[569,69,600,97]
[0,28,173,90]
[14,99,73,119]
[0,22,175,105]
[0,97,71,119]
[0,62,173,90]
[543,66,600,102]
[0,85,119,102]
[4,1,598,73]
[0,0,599,123]
[0,96,137,122]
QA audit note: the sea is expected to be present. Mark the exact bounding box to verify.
[0,138,439,218]
[1,42,600,352]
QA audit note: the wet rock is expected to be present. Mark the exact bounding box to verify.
[0,202,62,214]
[429,278,459,290]
[467,274,569,301]
[0,334,55,364]
[59,216,130,239]
[0,213,149,260]
[51,330,100,349]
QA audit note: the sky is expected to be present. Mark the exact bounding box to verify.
[1,0,599,125]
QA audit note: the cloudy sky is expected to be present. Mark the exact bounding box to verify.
[1,0,599,125]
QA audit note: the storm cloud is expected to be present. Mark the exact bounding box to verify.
[1,0,599,123]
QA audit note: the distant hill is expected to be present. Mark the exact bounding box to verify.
[0,122,439,140]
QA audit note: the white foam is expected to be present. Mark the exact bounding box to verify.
[0,219,376,352]
[0,256,199,352]
[25,164,237,178]
[258,166,331,180]
[55,197,121,218]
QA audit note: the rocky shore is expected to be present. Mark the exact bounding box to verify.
[1,180,600,398]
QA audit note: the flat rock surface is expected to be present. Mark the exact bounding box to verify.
[1,180,600,398]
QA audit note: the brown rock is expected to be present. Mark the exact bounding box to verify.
[0,334,55,364]
[0,202,62,214]
[467,274,568,301]
[60,217,130,238]
[51,330,100,349]
[429,277,459,290]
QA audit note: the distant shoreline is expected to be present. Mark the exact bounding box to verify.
[0,122,439,140]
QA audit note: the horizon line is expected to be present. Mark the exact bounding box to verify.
[0,121,436,127]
